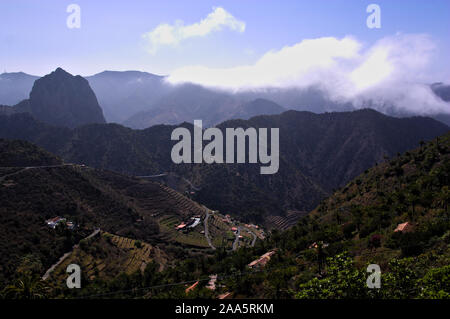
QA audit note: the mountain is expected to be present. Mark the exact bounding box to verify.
[264,131,450,298]
[11,131,446,299]
[0,72,39,106]
[229,98,285,120]
[181,131,450,299]
[0,109,447,225]
[85,70,169,122]
[123,83,243,128]
[431,82,450,102]
[2,69,449,129]
[0,68,106,128]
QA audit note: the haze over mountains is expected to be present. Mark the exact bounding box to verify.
[1,68,449,128]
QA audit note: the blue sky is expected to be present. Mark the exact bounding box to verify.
[1,0,449,81]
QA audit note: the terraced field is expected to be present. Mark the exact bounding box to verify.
[47,231,168,285]
[206,214,238,249]
[158,214,209,248]
[266,210,309,230]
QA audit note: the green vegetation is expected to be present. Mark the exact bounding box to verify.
[47,232,168,292]
[57,132,448,299]
[1,131,449,299]
[1,108,447,225]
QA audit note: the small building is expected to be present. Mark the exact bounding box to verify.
[231,227,238,232]
[46,217,66,229]
[248,250,277,269]
[185,281,199,294]
[176,223,186,230]
[308,241,329,249]
[394,222,412,233]
[218,292,232,299]
[206,274,217,291]
[46,217,76,230]
[188,217,201,228]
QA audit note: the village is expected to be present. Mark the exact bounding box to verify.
[174,209,265,249]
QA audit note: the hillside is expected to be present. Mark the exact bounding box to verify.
[46,231,169,286]
[44,132,449,299]
[230,98,285,120]
[0,109,447,225]
[0,139,255,287]
[131,131,449,299]
[0,138,61,167]
[257,132,450,298]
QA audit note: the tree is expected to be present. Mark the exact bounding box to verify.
[419,265,450,299]
[382,258,418,298]
[295,253,373,299]
[2,272,49,299]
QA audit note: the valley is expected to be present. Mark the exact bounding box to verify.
[0,68,448,300]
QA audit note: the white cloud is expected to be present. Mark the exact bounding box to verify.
[143,7,245,54]
[167,33,450,115]
[168,36,361,89]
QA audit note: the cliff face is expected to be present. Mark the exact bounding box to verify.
[18,68,105,128]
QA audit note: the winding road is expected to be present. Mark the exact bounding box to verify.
[0,164,74,182]
[42,228,100,280]
[248,229,257,247]
[232,226,242,251]
[134,172,201,192]
[204,210,216,250]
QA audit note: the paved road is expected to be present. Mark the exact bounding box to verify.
[0,164,75,182]
[42,228,100,280]
[248,229,257,247]
[134,172,201,191]
[232,226,242,251]
[204,210,216,250]
[0,168,28,182]
[182,177,201,191]
[135,173,168,178]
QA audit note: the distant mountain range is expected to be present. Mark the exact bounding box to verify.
[85,70,169,123]
[0,72,39,105]
[1,68,449,129]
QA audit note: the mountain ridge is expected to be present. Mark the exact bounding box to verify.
[0,108,447,224]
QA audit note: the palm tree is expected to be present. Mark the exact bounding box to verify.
[2,272,49,299]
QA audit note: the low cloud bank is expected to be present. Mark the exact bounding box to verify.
[167,33,450,115]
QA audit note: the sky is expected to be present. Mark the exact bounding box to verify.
[1,0,449,114]
[0,0,449,78]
